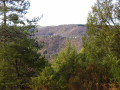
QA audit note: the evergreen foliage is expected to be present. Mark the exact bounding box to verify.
[31,41,81,90]
[82,0,120,88]
[0,26,47,89]
[0,0,30,25]
[0,0,47,89]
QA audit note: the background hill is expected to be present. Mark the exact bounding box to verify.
[35,24,86,60]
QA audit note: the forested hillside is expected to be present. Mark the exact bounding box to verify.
[36,24,86,38]
[35,24,86,59]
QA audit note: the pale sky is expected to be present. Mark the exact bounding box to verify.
[26,0,96,26]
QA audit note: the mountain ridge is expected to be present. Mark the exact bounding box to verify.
[36,24,86,38]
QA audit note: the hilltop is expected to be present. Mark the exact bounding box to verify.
[36,24,86,38]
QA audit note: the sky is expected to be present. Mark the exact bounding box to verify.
[26,0,96,26]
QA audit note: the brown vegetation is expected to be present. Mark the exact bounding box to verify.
[35,24,86,60]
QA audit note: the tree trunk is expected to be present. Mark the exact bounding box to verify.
[3,0,6,26]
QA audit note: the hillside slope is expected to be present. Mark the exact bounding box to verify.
[35,24,86,60]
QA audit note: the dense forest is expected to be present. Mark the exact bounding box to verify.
[0,0,120,90]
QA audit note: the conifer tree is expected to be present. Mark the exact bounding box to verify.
[0,0,46,89]
[83,0,120,85]
[0,0,30,25]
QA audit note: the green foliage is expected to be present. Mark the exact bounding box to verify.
[0,0,30,25]
[31,66,55,90]
[0,0,46,90]
[8,14,19,24]
[52,41,77,72]
[51,41,77,89]
[82,0,120,88]
[0,26,47,89]
[31,41,83,90]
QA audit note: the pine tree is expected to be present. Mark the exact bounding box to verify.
[0,0,46,89]
[83,0,120,86]
[0,0,30,25]
[52,41,80,89]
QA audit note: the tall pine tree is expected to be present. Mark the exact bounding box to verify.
[0,0,47,89]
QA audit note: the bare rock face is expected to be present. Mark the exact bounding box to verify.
[35,24,86,60]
